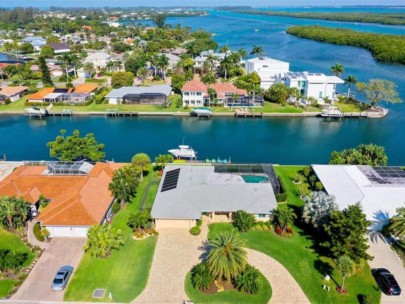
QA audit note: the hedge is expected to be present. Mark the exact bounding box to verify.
[189,226,201,235]
[33,222,44,242]
[276,192,288,203]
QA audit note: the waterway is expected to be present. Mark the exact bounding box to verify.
[1,7,405,164]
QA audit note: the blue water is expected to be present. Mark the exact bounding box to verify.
[2,8,405,164]
[242,175,269,183]
[0,52,17,62]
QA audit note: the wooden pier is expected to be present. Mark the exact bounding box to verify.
[235,110,263,118]
[104,109,139,118]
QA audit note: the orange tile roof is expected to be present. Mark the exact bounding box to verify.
[0,163,125,226]
[181,79,248,98]
[74,83,98,94]
[0,86,28,97]
[28,88,54,100]
[181,79,208,93]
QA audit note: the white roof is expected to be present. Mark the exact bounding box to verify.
[286,72,343,84]
[247,57,289,65]
[86,52,111,61]
[313,165,405,227]
[151,165,277,220]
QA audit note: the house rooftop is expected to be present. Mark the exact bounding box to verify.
[151,165,277,220]
[0,86,28,97]
[105,85,172,99]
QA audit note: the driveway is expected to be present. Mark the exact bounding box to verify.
[12,238,86,302]
[368,233,405,304]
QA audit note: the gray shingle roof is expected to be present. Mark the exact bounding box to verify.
[151,165,277,220]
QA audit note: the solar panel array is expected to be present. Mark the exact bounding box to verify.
[373,167,405,179]
[359,166,405,185]
[161,168,180,192]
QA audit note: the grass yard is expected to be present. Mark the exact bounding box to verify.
[185,271,272,304]
[334,102,363,113]
[64,172,158,303]
[0,228,36,299]
[207,165,381,304]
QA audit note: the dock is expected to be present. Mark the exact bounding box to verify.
[235,110,263,118]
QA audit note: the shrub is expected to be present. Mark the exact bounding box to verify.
[189,226,201,235]
[276,192,287,203]
[315,181,324,191]
[33,222,45,242]
[153,75,161,81]
[191,262,214,290]
[302,166,310,177]
[66,82,73,88]
[41,227,50,239]
[112,202,121,214]
[234,265,262,294]
[196,219,203,227]
[59,75,67,82]
[232,210,256,232]
[0,250,29,273]
[4,98,11,105]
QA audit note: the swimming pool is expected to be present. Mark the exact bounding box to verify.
[242,175,269,183]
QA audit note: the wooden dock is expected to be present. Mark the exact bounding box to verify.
[235,110,263,118]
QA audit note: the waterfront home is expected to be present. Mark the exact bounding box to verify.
[151,164,278,229]
[84,51,113,71]
[105,85,172,105]
[246,57,290,90]
[0,161,123,237]
[27,84,98,104]
[181,78,250,107]
[281,72,344,103]
[46,43,71,54]
[21,36,46,51]
[0,86,28,103]
[312,165,405,231]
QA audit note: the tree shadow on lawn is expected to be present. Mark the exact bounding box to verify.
[313,258,339,288]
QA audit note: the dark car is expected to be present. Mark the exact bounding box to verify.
[51,265,74,291]
[372,268,402,296]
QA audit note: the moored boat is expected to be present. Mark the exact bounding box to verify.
[168,145,197,159]
[321,106,343,118]
[190,107,212,117]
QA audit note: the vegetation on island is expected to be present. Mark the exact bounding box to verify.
[230,9,405,26]
[286,25,405,65]
[329,143,388,166]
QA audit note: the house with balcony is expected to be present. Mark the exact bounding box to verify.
[246,57,290,90]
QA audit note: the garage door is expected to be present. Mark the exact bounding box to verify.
[155,219,196,229]
[47,226,89,237]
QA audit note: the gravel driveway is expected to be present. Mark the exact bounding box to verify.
[12,238,86,302]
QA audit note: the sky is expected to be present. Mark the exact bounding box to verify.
[3,0,405,8]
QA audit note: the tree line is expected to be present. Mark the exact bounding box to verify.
[286,25,405,65]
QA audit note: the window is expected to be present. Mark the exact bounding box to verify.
[184,92,189,96]
[258,214,267,218]
[196,92,201,96]
[319,91,323,98]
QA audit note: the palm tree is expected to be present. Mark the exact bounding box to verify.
[336,255,355,293]
[331,63,345,77]
[59,53,72,83]
[83,62,95,78]
[207,230,247,282]
[69,53,79,77]
[220,56,232,80]
[272,207,297,232]
[219,45,230,54]
[150,54,159,76]
[137,66,149,85]
[113,61,122,72]
[158,55,169,80]
[106,60,115,72]
[288,87,301,107]
[388,207,405,238]
[344,75,357,98]
[250,45,264,59]
[238,48,247,60]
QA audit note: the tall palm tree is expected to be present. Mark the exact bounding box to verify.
[69,53,79,77]
[220,56,232,80]
[207,230,247,282]
[137,66,149,85]
[219,45,230,54]
[389,207,405,238]
[83,62,95,78]
[238,48,247,60]
[106,60,115,72]
[344,75,357,98]
[150,54,159,76]
[113,61,122,72]
[250,45,264,59]
[158,55,169,80]
[59,53,72,83]
[331,63,345,77]
[272,207,297,232]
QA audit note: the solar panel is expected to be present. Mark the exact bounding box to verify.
[161,168,180,192]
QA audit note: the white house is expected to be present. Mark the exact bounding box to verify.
[312,165,405,231]
[246,57,290,89]
[283,72,344,102]
[84,52,112,71]
[47,43,71,54]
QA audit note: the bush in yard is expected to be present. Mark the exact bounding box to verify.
[189,226,201,235]
[33,222,44,242]
[275,192,287,203]
[234,265,262,294]
[112,201,121,214]
[196,219,203,227]
[191,262,214,290]
[232,210,256,232]
[315,182,324,191]
[0,249,29,273]
[84,224,124,258]
[302,166,310,177]
[41,227,50,240]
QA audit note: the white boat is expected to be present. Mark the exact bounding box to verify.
[168,145,197,159]
[321,106,343,118]
[24,106,48,117]
[190,107,212,117]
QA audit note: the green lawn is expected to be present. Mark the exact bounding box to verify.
[207,165,381,304]
[185,272,272,304]
[0,228,36,299]
[64,173,158,303]
[334,102,363,113]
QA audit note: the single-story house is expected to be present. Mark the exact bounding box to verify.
[151,165,278,229]
[47,43,71,54]
[312,165,405,231]
[0,161,123,237]
[46,63,64,77]
[0,86,28,103]
[27,84,98,104]
[105,85,172,105]
[84,52,112,71]
[22,36,46,51]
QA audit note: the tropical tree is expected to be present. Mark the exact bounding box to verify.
[40,45,54,58]
[83,62,95,77]
[109,165,141,203]
[331,63,345,77]
[238,48,247,60]
[329,143,388,166]
[272,207,297,232]
[220,56,232,80]
[232,210,256,232]
[388,206,405,238]
[137,66,149,85]
[336,255,355,293]
[47,129,105,161]
[321,203,372,264]
[356,79,402,108]
[219,45,230,54]
[303,191,338,229]
[84,224,124,258]
[111,71,134,88]
[131,153,151,181]
[207,231,247,282]
[59,52,72,83]
[0,196,31,230]
[191,262,214,291]
[264,82,289,105]
[250,45,264,59]
[152,14,166,28]
[127,210,150,231]
[288,87,301,107]
[234,265,262,294]
[154,154,174,170]
[171,73,186,93]
[38,56,53,87]
[344,75,357,98]
[106,60,115,72]
[158,54,169,80]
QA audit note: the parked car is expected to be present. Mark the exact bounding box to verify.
[51,265,74,291]
[372,268,401,295]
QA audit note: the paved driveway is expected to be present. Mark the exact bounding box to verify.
[368,233,405,304]
[12,238,86,302]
